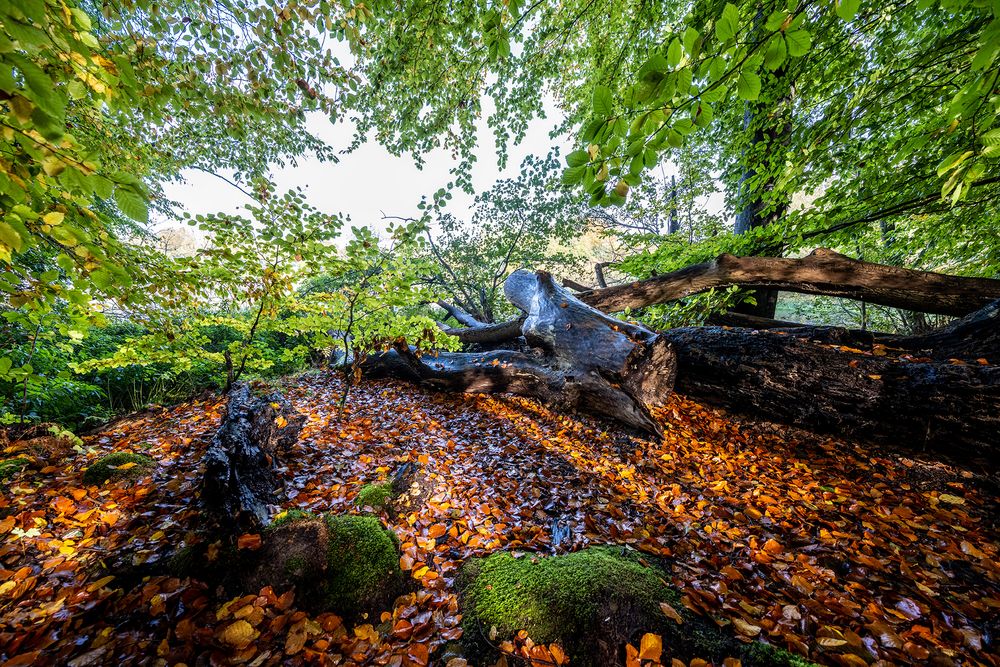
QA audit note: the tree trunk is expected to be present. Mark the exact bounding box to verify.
[201,384,306,528]
[662,326,999,459]
[420,259,1000,458]
[708,299,1000,362]
[363,270,676,435]
[447,250,1000,346]
[582,248,1000,316]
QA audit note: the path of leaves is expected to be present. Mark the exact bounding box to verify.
[1,372,998,666]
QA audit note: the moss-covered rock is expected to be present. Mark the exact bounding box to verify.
[355,482,394,511]
[459,546,816,667]
[322,514,404,616]
[247,511,407,620]
[82,452,156,486]
[0,457,30,481]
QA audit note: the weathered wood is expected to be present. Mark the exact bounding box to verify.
[582,248,1000,316]
[449,250,1000,344]
[201,384,306,527]
[363,270,677,434]
[663,326,1000,459]
[708,299,1000,362]
[437,300,488,328]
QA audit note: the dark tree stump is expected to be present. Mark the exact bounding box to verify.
[201,384,306,527]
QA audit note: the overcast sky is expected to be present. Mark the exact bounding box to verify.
[158,96,573,238]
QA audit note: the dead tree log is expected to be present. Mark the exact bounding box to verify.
[581,248,1000,316]
[363,270,676,434]
[201,384,306,527]
[456,250,1000,345]
[662,326,1000,459]
[708,299,1000,362]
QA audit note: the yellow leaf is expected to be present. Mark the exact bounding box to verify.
[817,637,848,647]
[218,620,258,649]
[939,493,965,505]
[43,212,65,226]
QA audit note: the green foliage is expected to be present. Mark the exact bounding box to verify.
[423,152,584,322]
[82,452,155,486]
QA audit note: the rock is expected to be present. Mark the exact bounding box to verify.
[458,546,816,667]
[82,452,156,486]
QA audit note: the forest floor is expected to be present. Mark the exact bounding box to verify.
[0,371,998,667]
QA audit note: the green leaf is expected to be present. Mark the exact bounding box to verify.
[6,53,64,128]
[667,38,682,67]
[114,187,149,223]
[785,30,812,57]
[90,268,114,290]
[737,69,761,101]
[683,27,700,55]
[0,221,24,251]
[593,85,614,116]
[764,34,787,71]
[561,165,586,185]
[566,149,589,167]
[836,0,860,20]
[716,3,739,42]
[982,128,1000,147]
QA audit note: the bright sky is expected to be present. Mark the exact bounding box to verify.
[158,96,574,238]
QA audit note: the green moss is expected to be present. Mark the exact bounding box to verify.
[82,452,155,486]
[460,546,818,667]
[321,514,403,617]
[355,482,394,510]
[270,508,319,527]
[462,546,674,646]
[0,458,30,481]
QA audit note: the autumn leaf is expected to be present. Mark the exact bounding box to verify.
[638,632,663,661]
[660,601,684,624]
[218,619,258,649]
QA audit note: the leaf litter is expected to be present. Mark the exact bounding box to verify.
[0,372,997,666]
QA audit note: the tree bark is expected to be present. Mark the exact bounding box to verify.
[708,299,1000,362]
[362,270,676,434]
[662,326,999,459]
[201,384,306,527]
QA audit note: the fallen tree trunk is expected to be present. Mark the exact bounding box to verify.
[453,250,1000,344]
[363,270,676,434]
[662,326,1000,459]
[581,248,1000,316]
[708,299,1000,362]
[201,384,306,527]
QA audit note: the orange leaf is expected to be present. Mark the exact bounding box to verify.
[238,533,262,550]
[638,632,662,661]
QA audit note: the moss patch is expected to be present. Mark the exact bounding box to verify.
[82,452,156,486]
[460,546,815,667]
[322,514,404,617]
[250,511,407,620]
[355,482,394,511]
[0,457,30,481]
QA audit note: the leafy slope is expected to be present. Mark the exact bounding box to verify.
[0,373,997,666]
